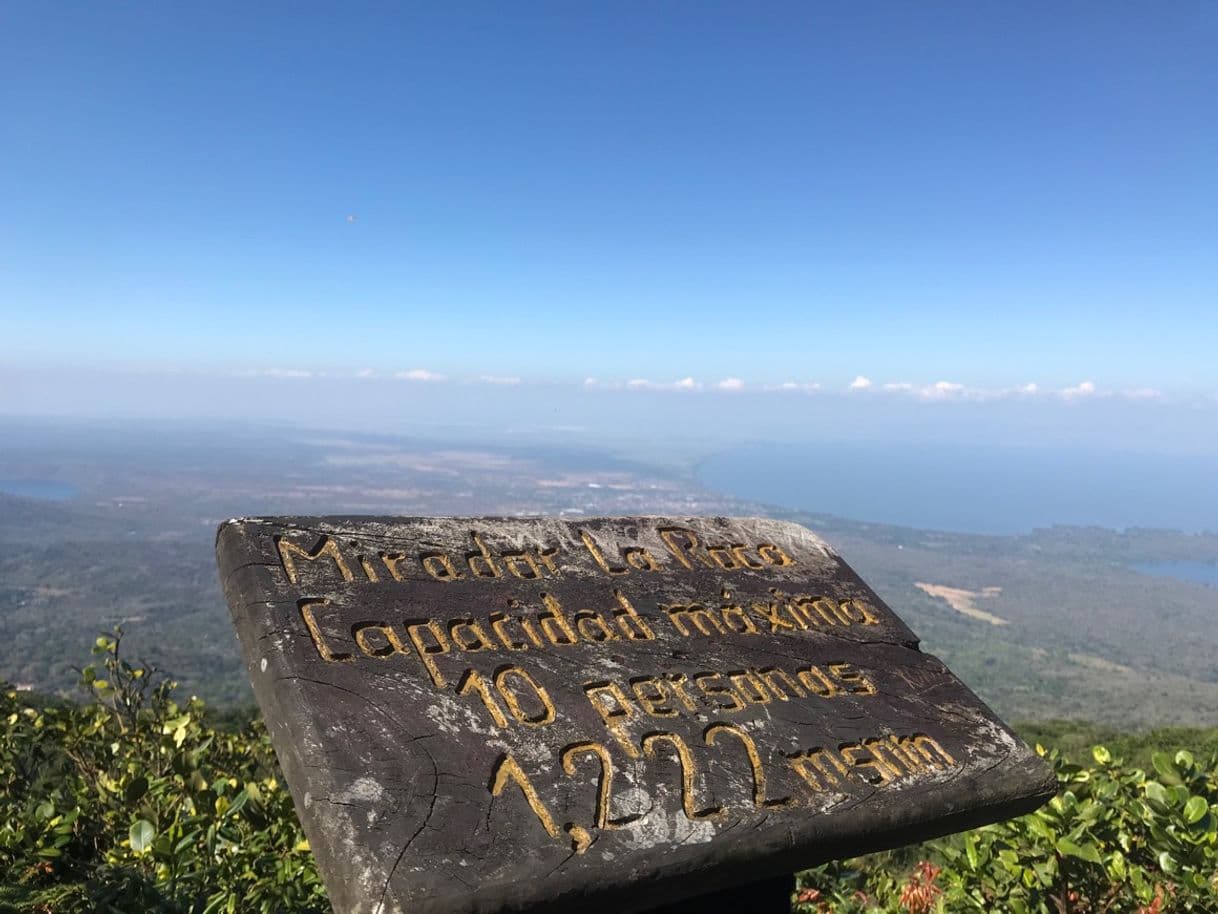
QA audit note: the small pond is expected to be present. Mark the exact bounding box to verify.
[1130,561,1218,589]
[0,479,79,501]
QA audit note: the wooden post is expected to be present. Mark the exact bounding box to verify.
[643,874,794,913]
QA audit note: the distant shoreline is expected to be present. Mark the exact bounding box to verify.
[696,441,1218,536]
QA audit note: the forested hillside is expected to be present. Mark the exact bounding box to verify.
[4,457,1218,729]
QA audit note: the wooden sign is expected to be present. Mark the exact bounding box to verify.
[216,516,1054,914]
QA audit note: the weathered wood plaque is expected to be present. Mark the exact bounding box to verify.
[216,516,1054,914]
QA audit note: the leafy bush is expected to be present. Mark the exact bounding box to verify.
[0,632,325,913]
[2,634,1215,913]
[797,744,1218,913]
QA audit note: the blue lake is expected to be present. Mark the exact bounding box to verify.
[0,479,79,501]
[1130,561,1218,588]
[697,442,1218,535]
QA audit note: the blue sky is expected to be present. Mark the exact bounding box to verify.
[2,2,1215,396]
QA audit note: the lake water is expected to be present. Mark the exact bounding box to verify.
[1130,561,1218,588]
[697,442,1218,535]
[0,479,79,501]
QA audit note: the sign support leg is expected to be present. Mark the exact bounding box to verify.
[643,874,794,913]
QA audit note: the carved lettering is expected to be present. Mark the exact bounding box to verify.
[538,593,579,645]
[458,669,509,728]
[494,665,556,726]
[630,676,678,717]
[612,590,655,640]
[490,754,559,837]
[583,681,639,757]
[663,602,726,636]
[277,536,355,584]
[757,543,794,566]
[421,551,463,581]
[466,532,501,578]
[788,733,961,795]
[580,530,629,575]
[561,742,638,829]
[298,598,353,662]
[404,619,450,688]
[694,672,745,712]
[380,551,411,582]
[623,547,660,571]
[502,550,541,579]
[352,621,402,658]
[642,732,722,821]
[788,747,850,792]
[449,619,494,651]
[705,722,791,809]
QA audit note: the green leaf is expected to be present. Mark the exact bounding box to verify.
[1151,751,1180,783]
[225,789,249,818]
[1157,850,1178,875]
[1183,795,1208,824]
[162,714,192,733]
[129,819,156,854]
[1056,837,1102,864]
[1025,815,1056,842]
[124,775,149,804]
[1091,745,1111,765]
[1145,781,1171,811]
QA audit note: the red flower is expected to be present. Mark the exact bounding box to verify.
[899,861,943,914]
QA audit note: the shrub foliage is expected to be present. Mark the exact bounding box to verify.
[795,742,1218,912]
[0,633,325,913]
[1,634,1215,913]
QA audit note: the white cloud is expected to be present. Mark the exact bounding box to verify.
[920,380,965,399]
[573,375,1174,404]
[260,368,314,379]
[478,375,521,386]
[766,380,821,392]
[620,377,705,391]
[394,368,446,382]
[356,368,376,379]
[1061,380,1096,399]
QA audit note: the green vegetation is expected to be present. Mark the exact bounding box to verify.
[0,635,325,913]
[3,637,1216,913]
[796,745,1218,912]
[1016,721,1218,774]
